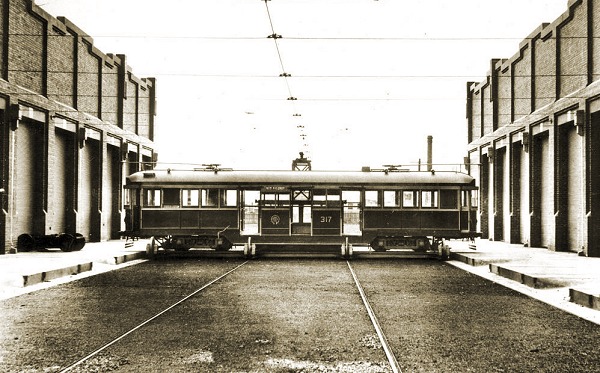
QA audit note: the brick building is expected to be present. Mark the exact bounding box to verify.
[0,0,157,253]
[466,0,600,257]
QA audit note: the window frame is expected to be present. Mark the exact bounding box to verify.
[364,190,380,207]
[144,189,161,207]
[420,190,439,209]
[182,189,200,207]
[401,190,419,208]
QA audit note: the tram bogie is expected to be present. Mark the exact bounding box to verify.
[158,235,233,252]
[122,168,479,259]
[370,236,431,252]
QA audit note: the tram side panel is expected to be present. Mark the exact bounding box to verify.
[361,188,474,251]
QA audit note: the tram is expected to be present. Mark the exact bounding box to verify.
[122,166,479,258]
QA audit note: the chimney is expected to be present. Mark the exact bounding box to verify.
[427,136,433,171]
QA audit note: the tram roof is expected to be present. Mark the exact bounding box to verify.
[127,169,475,187]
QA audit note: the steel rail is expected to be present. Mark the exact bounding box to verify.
[347,261,402,373]
[59,261,249,373]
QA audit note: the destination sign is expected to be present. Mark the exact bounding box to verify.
[262,186,289,192]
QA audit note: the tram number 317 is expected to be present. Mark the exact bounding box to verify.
[320,216,333,223]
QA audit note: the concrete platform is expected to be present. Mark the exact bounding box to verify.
[449,239,600,318]
[0,239,148,299]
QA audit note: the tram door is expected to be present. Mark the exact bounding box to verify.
[260,189,290,235]
[312,189,342,236]
[241,190,260,235]
[291,190,311,235]
[342,190,361,235]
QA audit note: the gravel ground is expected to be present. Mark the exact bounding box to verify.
[88,259,391,372]
[1,258,600,372]
[351,260,600,372]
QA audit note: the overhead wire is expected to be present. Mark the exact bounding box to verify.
[262,0,309,157]
[263,0,293,100]
[13,32,599,41]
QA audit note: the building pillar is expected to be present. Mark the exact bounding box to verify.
[509,135,522,244]
[480,148,490,240]
[587,109,600,257]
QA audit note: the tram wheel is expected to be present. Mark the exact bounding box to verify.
[146,237,159,257]
[17,234,35,252]
[58,233,75,252]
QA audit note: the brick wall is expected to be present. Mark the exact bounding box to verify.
[482,84,493,135]
[513,46,531,120]
[470,90,481,141]
[138,82,151,139]
[0,0,156,135]
[533,34,556,110]
[593,0,600,82]
[77,38,100,117]
[0,0,157,249]
[0,2,6,80]
[9,0,44,94]
[497,66,511,127]
[466,0,596,136]
[47,22,75,108]
[465,0,600,256]
[123,74,138,133]
[101,56,119,124]
[558,2,588,98]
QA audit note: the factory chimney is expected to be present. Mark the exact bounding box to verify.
[427,135,433,172]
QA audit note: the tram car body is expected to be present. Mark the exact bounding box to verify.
[122,168,479,258]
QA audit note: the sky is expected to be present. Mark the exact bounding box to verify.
[37,0,568,171]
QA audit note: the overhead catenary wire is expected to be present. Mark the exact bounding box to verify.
[263,0,293,100]
[12,32,600,41]
[262,0,310,157]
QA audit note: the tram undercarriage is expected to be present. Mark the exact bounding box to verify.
[142,233,459,260]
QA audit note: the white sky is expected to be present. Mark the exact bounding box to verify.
[38,0,568,170]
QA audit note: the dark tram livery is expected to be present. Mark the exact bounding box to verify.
[123,167,479,258]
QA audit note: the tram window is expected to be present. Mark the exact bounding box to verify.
[402,191,418,208]
[462,190,477,208]
[182,189,199,207]
[144,189,161,207]
[314,189,340,207]
[314,190,326,205]
[342,190,361,204]
[262,192,289,206]
[124,189,131,206]
[365,191,380,207]
[421,190,438,208]
[202,189,219,207]
[383,191,399,207]
[243,190,260,206]
[303,206,311,223]
[223,190,238,207]
[471,190,479,207]
[292,205,312,223]
[163,189,181,207]
[440,190,458,209]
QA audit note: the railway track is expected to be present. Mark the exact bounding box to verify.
[3,257,600,372]
[348,261,402,373]
[59,261,249,373]
[57,259,402,373]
